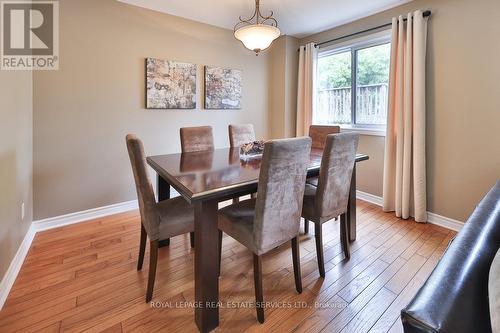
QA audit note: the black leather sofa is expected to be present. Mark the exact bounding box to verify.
[401,181,500,333]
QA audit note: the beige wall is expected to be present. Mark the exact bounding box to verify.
[284,37,299,138]
[268,37,286,139]
[267,35,299,139]
[0,69,33,278]
[268,35,299,139]
[300,0,500,221]
[33,0,270,219]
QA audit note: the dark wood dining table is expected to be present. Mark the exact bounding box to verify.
[147,147,368,332]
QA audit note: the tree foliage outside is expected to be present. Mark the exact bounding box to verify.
[317,43,390,90]
[317,51,352,89]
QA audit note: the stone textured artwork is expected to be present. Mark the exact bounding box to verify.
[204,66,242,109]
[146,58,196,109]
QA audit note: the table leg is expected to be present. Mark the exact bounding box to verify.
[347,165,357,242]
[194,199,219,332]
[157,175,170,247]
[157,174,170,201]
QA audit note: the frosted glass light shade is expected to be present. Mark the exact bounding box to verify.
[234,24,280,53]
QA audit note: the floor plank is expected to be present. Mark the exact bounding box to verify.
[0,201,455,332]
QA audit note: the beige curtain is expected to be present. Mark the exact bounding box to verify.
[383,10,428,222]
[296,43,317,136]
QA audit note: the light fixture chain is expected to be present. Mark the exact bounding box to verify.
[256,0,260,24]
[233,0,281,54]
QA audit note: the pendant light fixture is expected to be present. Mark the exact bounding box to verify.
[234,0,280,55]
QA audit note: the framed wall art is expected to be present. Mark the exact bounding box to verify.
[146,58,197,109]
[204,66,242,109]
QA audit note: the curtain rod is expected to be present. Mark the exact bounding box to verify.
[298,10,431,51]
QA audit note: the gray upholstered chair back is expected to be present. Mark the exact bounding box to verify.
[126,134,159,240]
[309,125,340,149]
[229,124,256,148]
[315,133,359,220]
[253,137,312,252]
[180,126,214,152]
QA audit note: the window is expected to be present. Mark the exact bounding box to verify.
[315,33,391,135]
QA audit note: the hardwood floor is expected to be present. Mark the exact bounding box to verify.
[0,200,455,333]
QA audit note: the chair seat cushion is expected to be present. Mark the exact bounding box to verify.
[157,197,194,240]
[302,184,318,221]
[490,249,500,333]
[218,199,261,254]
[302,183,343,224]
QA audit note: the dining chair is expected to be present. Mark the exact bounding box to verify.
[180,126,214,153]
[126,134,195,302]
[303,125,341,234]
[229,124,257,203]
[179,126,214,246]
[218,136,312,323]
[301,132,359,277]
[309,125,341,149]
[229,124,256,148]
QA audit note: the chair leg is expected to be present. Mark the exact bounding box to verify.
[314,223,326,278]
[232,197,240,204]
[291,236,302,293]
[190,232,195,248]
[304,219,309,234]
[253,254,264,323]
[340,213,351,260]
[137,224,147,271]
[146,240,159,303]
[218,230,223,277]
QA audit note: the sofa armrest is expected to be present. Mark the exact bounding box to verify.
[401,181,500,333]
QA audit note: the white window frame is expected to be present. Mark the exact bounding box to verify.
[315,30,391,136]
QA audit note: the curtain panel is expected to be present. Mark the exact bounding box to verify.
[296,43,317,136]
[383,10,428,222]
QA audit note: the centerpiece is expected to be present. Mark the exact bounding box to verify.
[240,140,265,160]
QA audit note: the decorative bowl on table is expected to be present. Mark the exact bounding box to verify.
[239,140,265,161]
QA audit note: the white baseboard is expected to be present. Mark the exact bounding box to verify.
[33,200,138,232]
[33,188,180,232]
[426,212,464,232]
[0,223,36,310]
[356,190,384,207]
[356,190,464,231]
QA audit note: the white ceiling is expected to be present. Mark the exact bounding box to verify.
[117,0,412,38]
